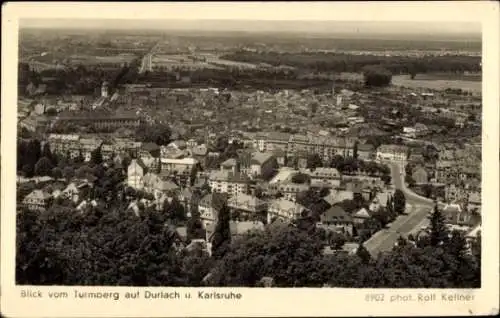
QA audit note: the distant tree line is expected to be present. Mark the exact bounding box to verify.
[220,51,481,75]
[18,60,141,97]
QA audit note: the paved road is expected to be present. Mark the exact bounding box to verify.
[139,42,161,74]
[364,162,436,256]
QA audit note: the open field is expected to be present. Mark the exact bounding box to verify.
[337,72,481,93]
[392,74,481,93]
[410,73,481,81]
[68,54,138,65]
[206,58,258,69]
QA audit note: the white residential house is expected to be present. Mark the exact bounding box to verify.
[323,190,354,206]
[227,193,267,220]
[267,198,306,224]
[127,159,147,189]
[76,199,98,213]
[403,127,417,138]
[208,170,250,197]
[22,190,52,211]
[61,182,80,203]
[160,157,198,175]
[143,172,180,200]
[352,208,372,224]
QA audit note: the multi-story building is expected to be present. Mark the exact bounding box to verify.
[160,157,198,174]
[357,143,376,161]
[208,170,250,197]
[318,205,353,235]
[79,137,103,162]
[267,198,306,224]
[113,138,142,156]
[127,159,147,189]
[269,181,310,202]
[198,192,229,228]
[262,132,291,152]
[22,190,52,211]
[239,151,277,179]
[143,172,180,199]
[376,144,409,163]
[227,193,267,221]
[56,111,142,131]
[255,132,356,163]
[301,167,342,188]
[101,141,115,161]
[47,134,81,157]
[442,203,481,229]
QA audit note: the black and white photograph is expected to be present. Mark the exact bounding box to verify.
[2,2,499,317]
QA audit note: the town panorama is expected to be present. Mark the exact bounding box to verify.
[16,22,482,288]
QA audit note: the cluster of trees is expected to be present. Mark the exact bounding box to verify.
[16,180,479,288]
[17,140,71,178]
[220,51,481,75]
[135,123,172,146]
[362,65,392,87]
[206,204,480,287]
[329,155,391,183]
[16,204,211,286]
[17,139,114,179]
[18,62,140,97]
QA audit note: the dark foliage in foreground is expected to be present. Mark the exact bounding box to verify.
[16,203,480,288]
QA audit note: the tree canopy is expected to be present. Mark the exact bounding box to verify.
[362,65,392,87]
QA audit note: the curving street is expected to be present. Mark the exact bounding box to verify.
[363,162,436,256]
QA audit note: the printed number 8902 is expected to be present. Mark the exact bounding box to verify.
[365,294,385,302]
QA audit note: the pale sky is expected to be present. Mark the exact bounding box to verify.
[13,2,483,35]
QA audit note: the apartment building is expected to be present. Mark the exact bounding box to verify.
[254,132,356,162]
[376,144,409,163]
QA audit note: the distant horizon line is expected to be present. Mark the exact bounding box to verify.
[19,19,481,37]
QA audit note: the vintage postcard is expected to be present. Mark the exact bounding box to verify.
[1,1,499,317]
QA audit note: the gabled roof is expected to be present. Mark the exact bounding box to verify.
[142,142,160,152]
[266,132,291,142]
[192,144,208,156]
[251,152,273,165]
[321,206,352,223]
[323,190,354,205]
[357,143,375,152]
[129,158,147,171]
[23,189,51,202]
[199,192,229,211]
[353,208,371,219]
[63,183,79,193]
[229,221,265,235]
[209,170,250,183]
[442,203,462,214]
[221,158,238,167]
[268,198,305,213]
[180,187,193,200]
[156,180,179,192]
[468,192,481,204]
[227,193,265,209]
